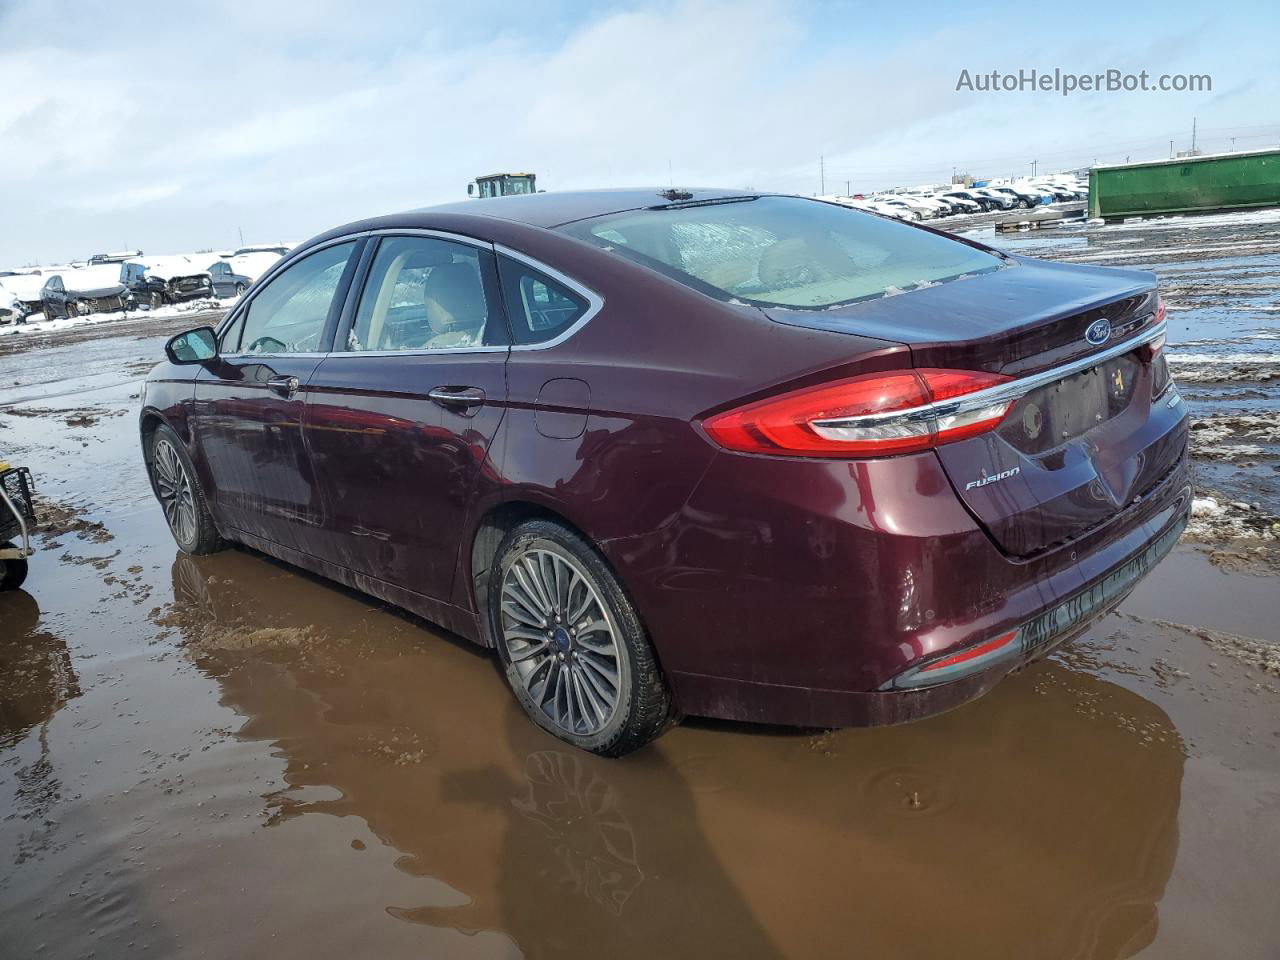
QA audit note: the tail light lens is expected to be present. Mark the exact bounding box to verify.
[703,368,1014,458]
[1139,296,1172,396]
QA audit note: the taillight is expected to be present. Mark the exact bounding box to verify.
[1139,295,1172,396]
[702,368,1014,458]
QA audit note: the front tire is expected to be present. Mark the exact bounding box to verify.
[491,520,673,757]
[147,424,224,555]
[1,542,28,591]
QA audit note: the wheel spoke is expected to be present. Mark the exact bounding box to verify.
[502,580,546,625]
[501,600,544,629]
[579,651,619,689]
[564,664,578,731]
[510,640,550,663]
[536,553,559,614]
[520,555,555,615]
[575,631,615,653]
[504,626,547,644]
[566,577,592,625]
[511,562,552,616]
[579,656,615,702]
[524,657,552,697]
[574,668,606,726]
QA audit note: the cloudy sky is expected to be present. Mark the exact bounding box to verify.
[1,0,1275,265]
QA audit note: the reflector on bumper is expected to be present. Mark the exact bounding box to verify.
[881,510,1187,691]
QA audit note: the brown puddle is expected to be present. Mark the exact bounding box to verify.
[3,301,1280,958]
[36,547,1179,960]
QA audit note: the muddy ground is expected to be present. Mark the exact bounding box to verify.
[1,215,1279,959]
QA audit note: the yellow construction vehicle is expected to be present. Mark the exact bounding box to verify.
[467,173,538,198]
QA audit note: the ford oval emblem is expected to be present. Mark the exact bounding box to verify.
[1085,318,1112,345]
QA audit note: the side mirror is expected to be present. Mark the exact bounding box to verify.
[166,326,218,365]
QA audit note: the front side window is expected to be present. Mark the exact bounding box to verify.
[346,236,502,352]
[497,257,590,345]
[227,242,355,354]
[561,195,1005,309]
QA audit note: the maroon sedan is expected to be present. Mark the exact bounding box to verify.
[140,189,1189,756]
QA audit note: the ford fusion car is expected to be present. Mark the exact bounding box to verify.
[140,189,1190,756]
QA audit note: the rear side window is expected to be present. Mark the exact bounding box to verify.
[224,241,355,354]
[497,256,590,345]
[347,236,504,352]
[561,195,1004,309]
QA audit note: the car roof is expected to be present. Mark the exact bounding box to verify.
[415,187,760,229]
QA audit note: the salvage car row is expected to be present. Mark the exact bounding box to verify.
[0,244,291,324]
[830,175,1088,222]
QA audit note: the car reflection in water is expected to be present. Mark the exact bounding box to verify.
[163,550,1184,960]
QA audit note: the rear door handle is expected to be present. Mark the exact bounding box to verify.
[267,375,300,399]
[428,386,486,410]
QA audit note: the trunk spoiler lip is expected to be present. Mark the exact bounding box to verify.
[812,314,1166,432]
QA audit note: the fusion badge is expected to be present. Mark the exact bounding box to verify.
[965,466,1021,491]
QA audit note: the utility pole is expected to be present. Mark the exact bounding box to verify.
[1030,159,1037,177]
[1231,137,1237,151]
[845,179,851,195]
[1169,140,1174,158]
[238,225,244,247]
[819,156,825,196]
[1191,116,1197,154]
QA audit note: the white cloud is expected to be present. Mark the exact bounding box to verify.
[0,0,1274,265]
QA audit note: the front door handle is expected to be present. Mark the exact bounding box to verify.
[428,386,486,410]
[267,375,300,399]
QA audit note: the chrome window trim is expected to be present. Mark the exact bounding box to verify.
[212,231,605,359]
[336,345,510,358]
[214,233,369,343]
[364,226,493,249]
[494,243,604,351]
[215,352,330,361]
[812,316,1166,432]
[332,229,509,358]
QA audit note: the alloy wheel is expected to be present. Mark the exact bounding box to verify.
[499,546,622,736]
[153,438,198,546]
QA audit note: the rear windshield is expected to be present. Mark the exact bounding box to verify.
[561,196,1005,309]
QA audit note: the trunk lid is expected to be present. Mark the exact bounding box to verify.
[765,256,1157,374]
[765,257,1185,556]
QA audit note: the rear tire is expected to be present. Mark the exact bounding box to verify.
[0,542,27,591]
[234,283,246,297]
[147,423,225,555]
[491,519,673,757]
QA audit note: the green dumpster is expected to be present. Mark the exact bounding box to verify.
[1089,148,1280,220]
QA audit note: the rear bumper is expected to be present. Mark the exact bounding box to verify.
[607,442,1191,729]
